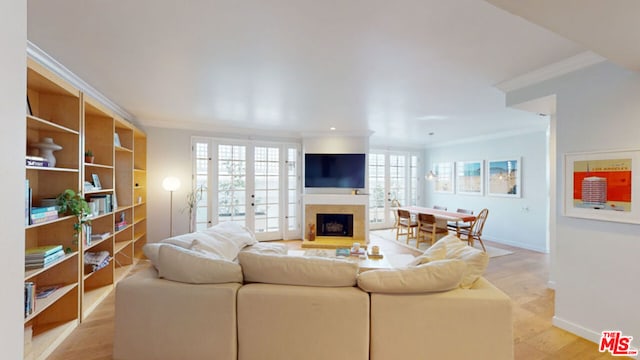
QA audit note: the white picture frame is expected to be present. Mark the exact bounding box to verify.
[433,162,454,193]
[455,160,484,196]
[487,158,521,198]
[564,149,640,224]
[91,174,102,190]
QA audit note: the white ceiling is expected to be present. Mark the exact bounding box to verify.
[27,0,588,146]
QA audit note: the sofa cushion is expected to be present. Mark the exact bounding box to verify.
[406,242,447,266]
[431,234,489,288]
[161,232,216,249]
[238,252,358,287]
[356,259,466,294]
[201,221,258,248]
[143,243,162,268]
[157,243,243,284]
[240,242,288,255]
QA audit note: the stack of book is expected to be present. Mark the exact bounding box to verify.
[29,206,59,225]
[25,245,65,270]
[84,251,111,273]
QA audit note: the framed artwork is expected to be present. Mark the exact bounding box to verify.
[433,162,454,193]
[455,160,484,195]
[114,133,122,147]
[92,174,102,190]
[564,149,640,224]
[487,158,521,197]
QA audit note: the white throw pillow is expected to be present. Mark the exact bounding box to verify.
[356,259,466,294]
[201,222,258,249]
[406,243,447,266]
[432,234,489,288]
[157,243,243,284]
[238,252,358,287]
[160,232,214,249]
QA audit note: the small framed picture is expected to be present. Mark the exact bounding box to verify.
[114,133,121,147]
[487,158,521,198]
[92,174,102,190]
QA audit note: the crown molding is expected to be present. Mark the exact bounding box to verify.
[495,51,606,93]
[27,41,135,122]
[424,126,547,149]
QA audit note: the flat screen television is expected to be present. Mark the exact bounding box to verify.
[304,153,366,188]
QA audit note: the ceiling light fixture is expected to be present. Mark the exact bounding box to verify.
[416,115,448,121]
[330,127,336,131]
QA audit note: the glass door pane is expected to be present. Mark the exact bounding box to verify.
[193,140,210,232]
[285,147,300,237]
[217,144,247,226]
[253,145,281,240]
[369,153,388,228]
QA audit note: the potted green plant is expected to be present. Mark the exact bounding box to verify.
[56,189,91,253]
[84,150,95,163]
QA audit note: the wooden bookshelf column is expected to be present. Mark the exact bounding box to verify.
[24,57,147,359]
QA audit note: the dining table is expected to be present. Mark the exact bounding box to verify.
[398,206,476,235]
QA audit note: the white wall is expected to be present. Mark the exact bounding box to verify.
[1,1,26,358]
[506,61,640,347]
[425,130,549,251]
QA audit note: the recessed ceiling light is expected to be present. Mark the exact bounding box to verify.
[330,127,336,131]
[428,132,435,136]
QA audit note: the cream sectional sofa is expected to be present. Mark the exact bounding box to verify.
[113,226,513,360]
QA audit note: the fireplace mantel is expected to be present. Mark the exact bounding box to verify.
[302,193,369,247]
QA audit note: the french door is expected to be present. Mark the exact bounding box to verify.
[192,137,301,241]
[368,150,421,230]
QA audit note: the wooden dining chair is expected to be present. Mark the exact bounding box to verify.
[416,213,449,248]
[458,208,489,252]
[447,208,474,235]
[433,205,447,211]
[395,209,417,242]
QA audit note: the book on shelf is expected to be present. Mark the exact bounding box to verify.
[25,249,65,269]
[115,220,128,231]
[25,179,30,226]
[24,282,35,318]
[26,155,49,167]
[35,284,60,299]
[25,244,63,258]
[91,232,111,241]
[30,206,59,214]
[84,251,111,272]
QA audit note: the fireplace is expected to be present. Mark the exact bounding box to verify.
[317,214,353,237]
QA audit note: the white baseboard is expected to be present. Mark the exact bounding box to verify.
[552,316,640,351]
[482,235,548,253]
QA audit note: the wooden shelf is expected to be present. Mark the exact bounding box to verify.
[28,319,78,360]
[24,252,77,280]
[24,283,77,323]
[24,56,146,359]
[27,115,79,135]
[81,285,114,320]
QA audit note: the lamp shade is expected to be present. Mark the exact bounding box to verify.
[162,177,181,192]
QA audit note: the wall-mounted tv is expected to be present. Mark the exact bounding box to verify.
[305,153,366,188]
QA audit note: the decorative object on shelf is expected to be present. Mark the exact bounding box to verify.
[91,173,102,190]
[56,189,91,253]
[30,137,62,167]
[182,184,205,233]
[84,150,94,163]
[162,176,181,236]
[114,133,121,147]
[27,96,32,116]
[308,223,316,241]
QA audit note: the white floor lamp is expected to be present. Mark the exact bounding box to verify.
[162,177,181,236]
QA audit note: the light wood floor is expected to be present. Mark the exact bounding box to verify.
[47,235,623,360]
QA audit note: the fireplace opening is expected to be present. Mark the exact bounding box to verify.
[317,213,354,237]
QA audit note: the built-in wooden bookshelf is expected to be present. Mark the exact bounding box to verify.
[25,57,147,360]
